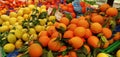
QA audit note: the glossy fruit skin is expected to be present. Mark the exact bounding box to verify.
[102,28,112,39]
[39,36,50,47]
[91,15,104,24]
[29,43,43,57]
[74,27,86,37]
[87,36,100,48]
[48,38,61,51]
[90,23,102,34]
[106,7,118,16]
[77,20,89,28]
[69,37,83,49]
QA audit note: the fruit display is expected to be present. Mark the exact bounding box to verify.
[0,0,120,57]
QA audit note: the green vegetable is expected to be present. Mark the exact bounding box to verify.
[101,40,120,53]
[39,12,47,19]
[65,13,72,20]
[47,50,54,57]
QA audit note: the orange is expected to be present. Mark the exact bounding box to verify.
[108,38,114,44]
[68,51,77,57]
[60,17,70,25]
[71,12,76,18]
[61,5,68,11]
[70,19,79,25]
[59,46,67,52]
[63,30,74,38]
[74,27,86,37]
[91,15,104,24]
[113,32,120,41]
[106,7,118,16]
[77,19,89,28]
[54,22,60,28]
[39,36,50,47]
[51,31,59,38]
[67,24,77,31]
[87,36,100,48]
[103,42,110,48]
[84,44,90,54]
[102,28,112,39]
[84,29,92,39]
[29,43,43,57]
[78,16,85,20]
[47,26,56,36]
[48,38,61,51]
[57,23,67,31]
[91,13,98,17]
[38,31,48,37]
[69,37,83,49]
[90,23,102,34]
[100,3,110,12]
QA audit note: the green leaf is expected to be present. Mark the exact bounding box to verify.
[18,46,28,53]
[65,13,72,20]
[47,50,54,57]
[0,47,6,57]
[20,54,29,57]
[39,12,47,19]
[62,51,67,56]
[41,49,48,57]
[101,36,108,43]
[77,53,86,57]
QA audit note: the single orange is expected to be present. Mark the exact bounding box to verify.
[38,31,48,37]
[90,23,102,34]
[91,15,104,24]
[70,18,79,25]
[87,36,100,48]
[74,27,86,37]
[63,30,74,38]
[29,43,43,57]
[67,24,77,31]
[39,36,50,47]
[77,19,89,28]
[60,17,70,25]
[84,29,92,39]
[68,51,77,57]
[102,28,112,39]
[106,7,118,16]
[69,37,83,49]
[84,44,90,54]
[100,3,110,12]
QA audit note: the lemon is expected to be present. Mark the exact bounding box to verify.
[41,9,47,13]
[28,4,35,10]
[23,7,31,14]
[15,39,23,49]
[47,22,53,26]
[15,25,23,30]
[41,5,46,9]
[35,25,45,32]
[97,53,109,57]
[39,19,46,25]
[10,30,15,33]
[2,21,10,26]
[17,16,24,24]
[10,12,17,17]
[37,7,41,13]
[9,17,17,25]
[17,10,23,16]
[1,15,10,21]
[0,19,3,25]
[9,25,13,30]
[0,25,9,32]
[22,28,28,33]
[15,29,23,39]
[29,28,36,34]
[32,33,38,40]
[23,14,29,19]
[3,43,15,53]
[116,50,120,57]
[7,33,16,43]
[49,16,56,21]
[22,33,29,41]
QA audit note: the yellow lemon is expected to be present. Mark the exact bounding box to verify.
[23,14,29,19]
[116,50,120,57]
[15,29,23,39]
[35,25,45,32]
[32,33,38,40]
[15,25,23,30]
[47,22,53,26]
[2,21,10,26]
[17,10,23,16]
[48,16,56,21]
[39,19,46,25]
[15,39,23,49]
[29,28,36,34]
[23,7,31,14]
[41,9,47,13]
[1,15,10,21]
[0,19,3,25]
[1,25,9,32]
[9,17,17,25]
[97,53,109,57]
[9,12,17,17]
[7,33,16,43]
[28,4,35,10]
[22,33,29,41]
[41,5,46,9]
[3,43,15,53]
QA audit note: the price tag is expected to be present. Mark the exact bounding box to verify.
[47,7,53,15]
[55,10,63,21]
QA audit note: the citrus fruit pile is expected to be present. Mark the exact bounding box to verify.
[0,1,120,57]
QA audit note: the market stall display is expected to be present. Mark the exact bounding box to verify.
[0,0,120,57]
